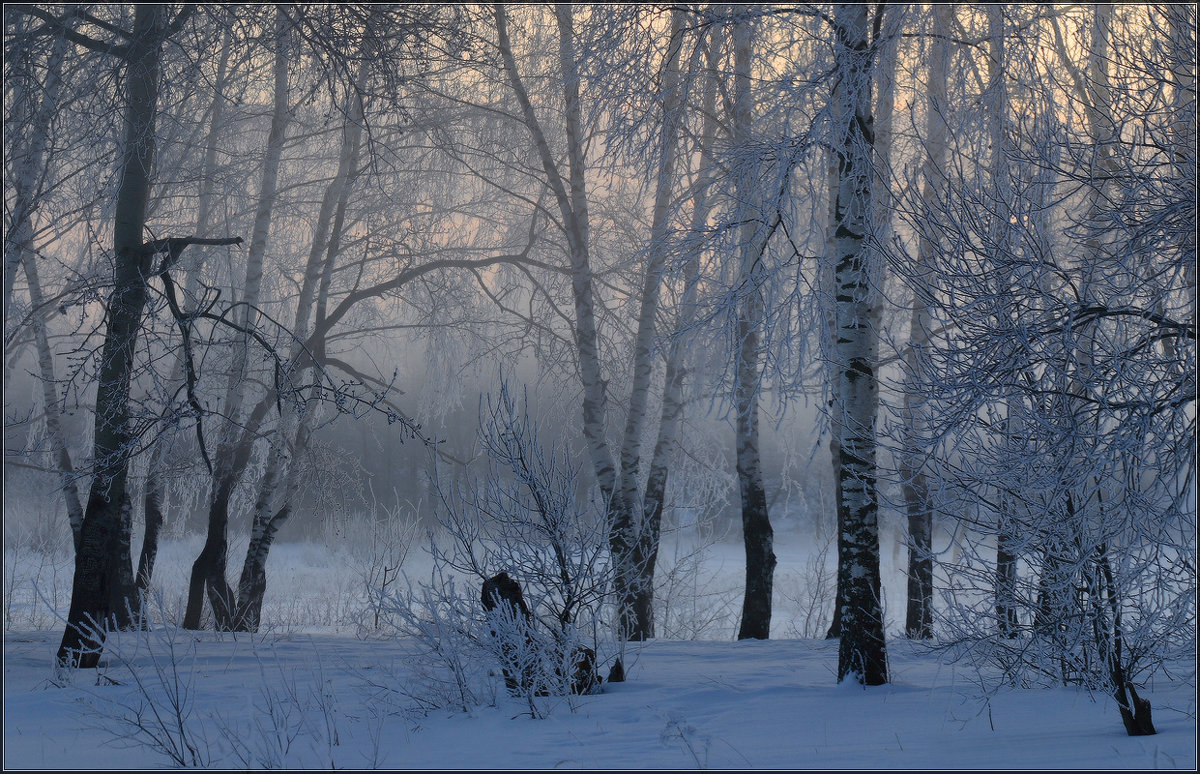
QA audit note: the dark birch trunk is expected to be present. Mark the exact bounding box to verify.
[58,5,169,667]
[730,9,775,641]
[902,3,950,640]
[184,11,289,630]
[995,519,1020,636]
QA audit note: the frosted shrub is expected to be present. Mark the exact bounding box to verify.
[371,381,613,717]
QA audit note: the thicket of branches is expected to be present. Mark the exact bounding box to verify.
[2,3,1193,736]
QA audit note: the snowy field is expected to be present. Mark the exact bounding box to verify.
[3,533,1196,770]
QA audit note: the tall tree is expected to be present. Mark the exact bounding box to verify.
[35,4,248,667]
[901,3,952,640]
[139,25,236,595]
[183,6,292,631]
[830,2,887,685]
[729,9,776,641]
[232,55,370,632]
[631,17,725,640]
[613,7,688,641]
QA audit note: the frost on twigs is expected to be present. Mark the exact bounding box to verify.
[482,571,600,697]
[370,378,615,718]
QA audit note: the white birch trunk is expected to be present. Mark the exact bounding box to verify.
[612,9,687,640]
[23,250,85,547]
[832,2,887,685]
[3,23,70,330]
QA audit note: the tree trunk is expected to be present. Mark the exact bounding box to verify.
[832,3,887,685]
[3,17,70,329]
[984,4,1027,642]
[24,251,85,550]
[184,11,290,630]
[58,5,169,667]
[611,9,687,641]
[233,59,368,632]
[902,3,951,641]
[140,28,233,596]
[495,5,620,634]
[7,22,81,546]
[730,11,775,641]
[631,23,723,640]
[995,520,1020,636]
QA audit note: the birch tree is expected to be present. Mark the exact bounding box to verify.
[5,16,85,546]
[138,25,235,594]
[902,4,1193,736]
[491,2,623,623]
[25,4,247,668]
[830,2,887,685]
[630,18,724,641]
[899,3,951,641]
[728,9,776,641]
[183,6,292,631]
[609,7,689,641]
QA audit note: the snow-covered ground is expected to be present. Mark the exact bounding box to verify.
[3,534,1196,769]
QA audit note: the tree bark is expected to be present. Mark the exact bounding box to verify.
[730,11,775,641]
[902,3,950,641]
[832,3,887,685]
[184,11,290,630]
[58,5,170,667]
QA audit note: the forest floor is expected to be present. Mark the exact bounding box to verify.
[4,628,1195,769]
[3,535,1196,769]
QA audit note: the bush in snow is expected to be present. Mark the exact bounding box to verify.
[371,380,614,717]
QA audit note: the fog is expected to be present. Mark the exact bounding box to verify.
[3,5,1193,740]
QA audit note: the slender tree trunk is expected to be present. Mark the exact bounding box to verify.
[233,60,368,632]
[610,9,687,641]
[832,3,887,685]
[632,23,723,639]
[984,4,1024,639]
[494,5,620,635]
[730,12,775,641]
[184,12,290,630]
[139,29,233,596]
[7,21,81,545]
[24,252,85,549]
[549,3,616,505]
[902,4,950,640]
[58,5,169,666]
[3,19,69,329]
